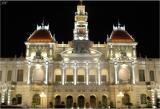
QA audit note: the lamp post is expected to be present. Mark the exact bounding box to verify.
[40,92,46,107]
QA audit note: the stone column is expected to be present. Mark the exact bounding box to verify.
[97,62,101,85]
[44,61,49,84]
[132,46,136,58]
[86,62,89,85]
[114,63,118,84]
[62,63,65,85]
[132,62,135,84]
[74,63,77,85]
[27,61,31,84]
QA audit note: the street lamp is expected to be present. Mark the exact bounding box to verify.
[117,91,124,97]
[40,92,46,107]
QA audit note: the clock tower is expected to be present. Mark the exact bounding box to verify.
[72,1,92,53]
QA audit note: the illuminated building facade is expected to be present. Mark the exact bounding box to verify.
[0,2,160,108]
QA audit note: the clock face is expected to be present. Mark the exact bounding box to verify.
[78,28,86,37]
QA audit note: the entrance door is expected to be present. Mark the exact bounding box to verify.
[78,96,85,108]
[66,96,73,108]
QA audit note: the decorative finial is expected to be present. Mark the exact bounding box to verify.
[42,19,45,27]
[118,19,121,27]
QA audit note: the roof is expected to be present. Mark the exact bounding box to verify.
[27,24,55,43]
[110,25,134,43]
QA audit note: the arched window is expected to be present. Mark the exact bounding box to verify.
[32,94,40,105]
[90,95,96,108]
[55,95,61,105]
[66,96,73,108]
[122,93,130,105]
[16,94,22,104]
[140,94,147,104]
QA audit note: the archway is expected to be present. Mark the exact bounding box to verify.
[55,95,61,105]
[118,64,131,83]
[16,94,22,104]
[122,93,130,105]
[78,95,85,108]
[102,95,108,107]
[90,95,96,108]
[66,96,73,108]
[12,98,16,105]
[32,94,40,105]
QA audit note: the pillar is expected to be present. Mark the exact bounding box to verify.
[62,63,65,85]
[97,62,101,85]
[49,44,52,56]
[86,62,89,85]
[132,46,136,58]
[44,61,49,84]
[26,44,29,57]
[27,61,31,84]
[114,63,118,84]
[132,63,135,84]
[74,63,77,85]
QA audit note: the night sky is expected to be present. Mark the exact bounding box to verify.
[1,1,159,58]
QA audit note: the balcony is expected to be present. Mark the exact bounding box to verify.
[52,82,108,92]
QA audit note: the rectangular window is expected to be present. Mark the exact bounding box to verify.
[17,69,23,82]
[139,70,145,81]
[0,71,2,81]
[7,70,12,81]
[150,70,154,81]
[55,75,61,82]
[101,75,106,83]
[67,75,73,82]
[90,75,95,82]
[78,75,84,82]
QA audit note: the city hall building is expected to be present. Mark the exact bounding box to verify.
[0,2,160,108]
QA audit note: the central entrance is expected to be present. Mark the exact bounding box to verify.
[66,96,73,108]
[78,95,85,108]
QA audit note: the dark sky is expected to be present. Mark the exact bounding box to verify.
[1,1,159,58]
